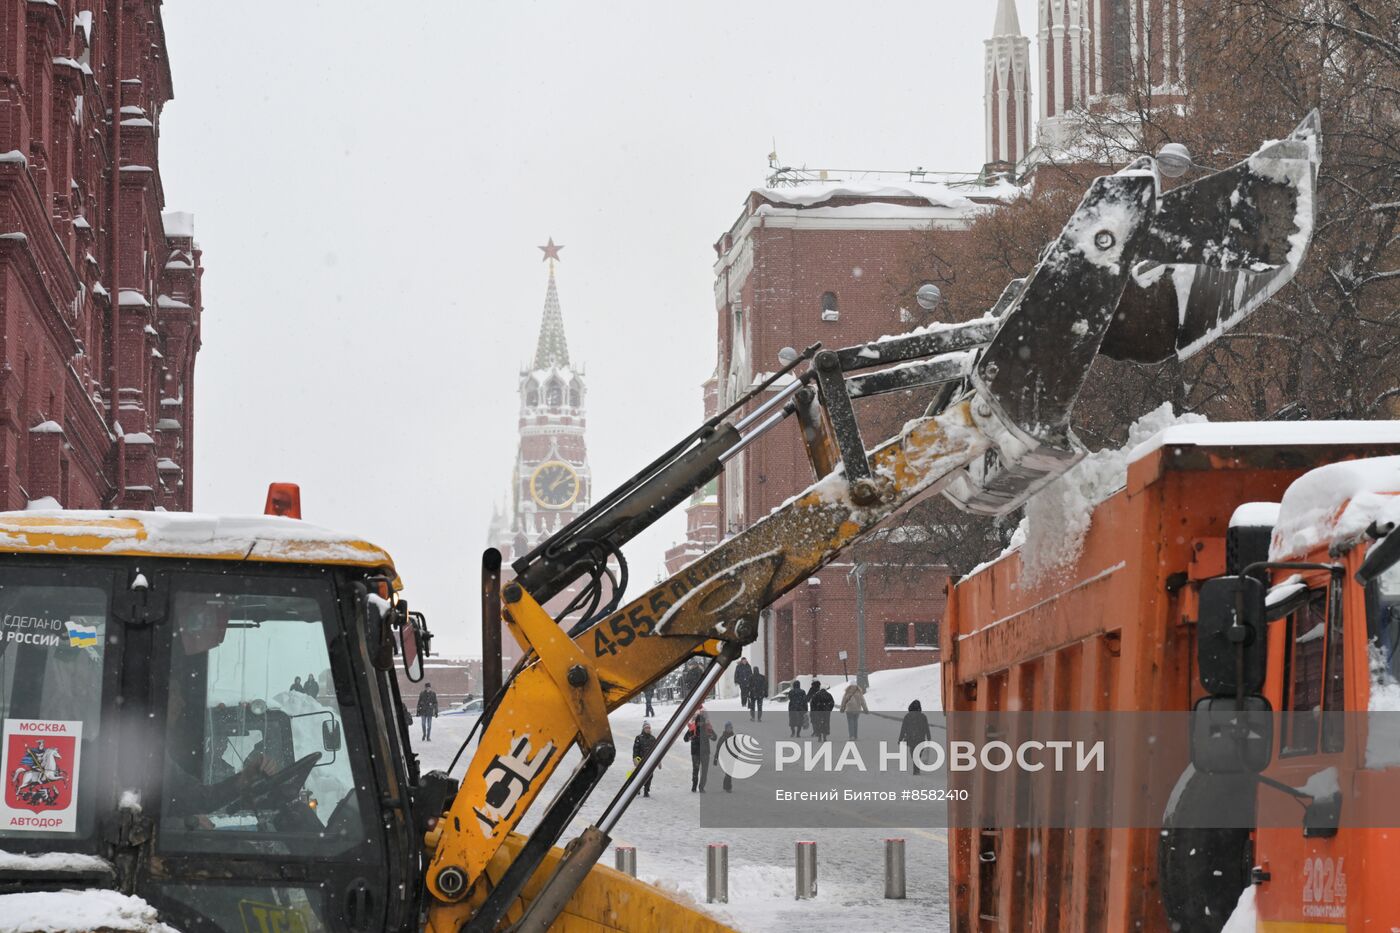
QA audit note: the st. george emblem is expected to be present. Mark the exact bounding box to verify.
[2,719,82,831]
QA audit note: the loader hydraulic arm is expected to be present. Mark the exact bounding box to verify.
[426,114,1320,933]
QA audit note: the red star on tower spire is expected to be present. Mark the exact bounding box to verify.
[538,238,564,263]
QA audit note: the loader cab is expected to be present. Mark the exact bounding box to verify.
[0,510,430,933]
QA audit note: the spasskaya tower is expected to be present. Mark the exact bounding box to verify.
[492,238,592,566]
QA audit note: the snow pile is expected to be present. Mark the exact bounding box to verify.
[1220,885,1257,933]
[1129,421,1400,464]
[1014,403,1206,585]
[0,510,393,567]
[1,890,180,932]
[0,850,111,873]
[1269,456,1400,561]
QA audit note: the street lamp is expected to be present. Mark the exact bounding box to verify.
[847,562,870,689]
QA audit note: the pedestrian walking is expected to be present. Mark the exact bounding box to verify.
[734,657,752,709]
[809,680,834,741]
[643,685,655,718]
[747,668,767,721]
[898,699,931,774]
[303,672,319,700]
[714,721,736,792]
[289,676,303,695]
[681,660,704,699]
[840,682,868,740]
[632,721,658,798]
[684,708,717,792]
[787,680,808,738]
[416,683,439,741]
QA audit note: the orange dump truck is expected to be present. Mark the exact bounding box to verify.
[942,421,1400,932]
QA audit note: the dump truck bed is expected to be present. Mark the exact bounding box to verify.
[941,421,1400,932]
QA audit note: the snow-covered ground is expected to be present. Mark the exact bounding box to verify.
[420,663,949,933]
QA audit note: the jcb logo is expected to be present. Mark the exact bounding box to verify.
[474,734,556,837]
[238,900,310,933]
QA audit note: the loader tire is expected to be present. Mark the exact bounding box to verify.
[1157,765,1254,932]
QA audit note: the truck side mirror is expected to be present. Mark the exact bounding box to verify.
[400,609,431,683]
[322,719,342,752]
[1356,526,1400,586]
[358,584,395,671]
[1190,695,1274,774]
[1197,576,1267,695]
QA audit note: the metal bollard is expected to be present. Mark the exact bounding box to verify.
[614,845,636,878]
[795,841,817,899]
[706,844,729,903]
[884,838,906,899]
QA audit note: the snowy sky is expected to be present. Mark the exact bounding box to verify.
[158,1,1036,657]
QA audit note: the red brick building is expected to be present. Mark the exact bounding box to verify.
[0,1,200,511]
[680,179,1014,687]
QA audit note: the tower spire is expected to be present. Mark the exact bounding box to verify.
[994,0,1020,36]
[533,245,570,370]
[986,0,1032,166]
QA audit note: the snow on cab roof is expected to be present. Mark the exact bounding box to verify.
[1269,456,1400,561]
[0,509,395,571]
[1129,420,1400,464]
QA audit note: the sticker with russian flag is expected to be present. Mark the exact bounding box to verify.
[63,621,99,648]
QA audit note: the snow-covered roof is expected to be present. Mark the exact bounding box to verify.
[1270,456,1400,561]
[0,510,397,572]
[1230,502,1281,528]
[753,180,977,211]
[1129,421,1400,464]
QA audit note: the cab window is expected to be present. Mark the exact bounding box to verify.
[158,572,365,856]
[0,565,111,840]
[1281,581,1345,756]
[1366,560,1400,684]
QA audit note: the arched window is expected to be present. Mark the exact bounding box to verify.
[820,291,839,321]
[546,380,563,407]
[568,386,581,408]
[526,387,539,407]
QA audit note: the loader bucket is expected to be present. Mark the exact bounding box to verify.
[1101,110,1321,363]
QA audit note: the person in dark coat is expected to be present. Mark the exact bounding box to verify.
[680,661,704,699]
[787,680,808,738]
[289,676,303,694]
[643,686,655,718]
[733,658,752,709]
[684,710,717,792]
[303,673,319,700]
[898,699,932,774]
[714,721,736,792]
[416,683,439,741]
[632,721,658,797]
[747,668,768,721]
[808,680,835,741]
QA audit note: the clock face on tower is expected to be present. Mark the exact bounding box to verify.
[529,460,580,509]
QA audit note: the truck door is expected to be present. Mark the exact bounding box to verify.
[1257,576,1352,926]
[142,567,394,933]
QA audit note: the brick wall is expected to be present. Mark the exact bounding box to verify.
[0,0,201,511]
